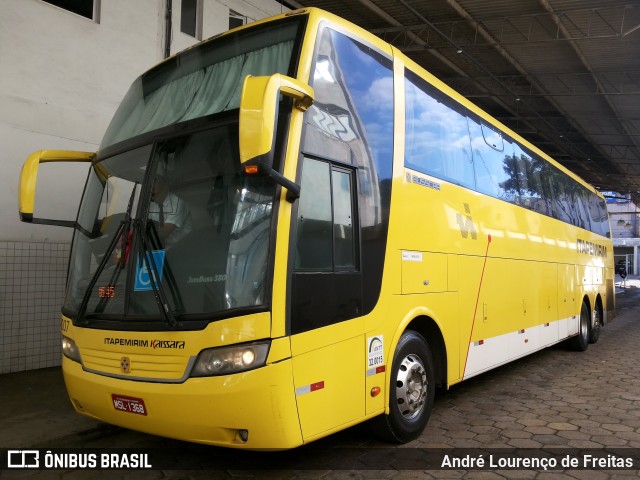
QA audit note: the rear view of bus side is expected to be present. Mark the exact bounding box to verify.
[18,8,613,449]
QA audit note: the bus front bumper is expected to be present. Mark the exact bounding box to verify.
[62,357,303,449]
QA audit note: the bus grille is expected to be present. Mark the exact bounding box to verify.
[80,348,191,382]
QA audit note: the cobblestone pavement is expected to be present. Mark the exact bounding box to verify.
[1,283,640,479]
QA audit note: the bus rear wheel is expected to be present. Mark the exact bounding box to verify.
[568,301,590,352]
[589,304,601,344]
[371,330,435,443]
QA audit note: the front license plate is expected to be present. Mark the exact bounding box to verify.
[111,394,147,416]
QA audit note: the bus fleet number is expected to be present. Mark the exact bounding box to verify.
[368,356,383,367]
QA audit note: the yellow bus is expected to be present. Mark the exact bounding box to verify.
[18,7,614,449]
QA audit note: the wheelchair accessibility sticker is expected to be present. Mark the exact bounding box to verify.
[134,250,165,292]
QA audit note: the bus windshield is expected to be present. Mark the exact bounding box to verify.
[61,15,307,327]
[65,121,276,325]
[100,15,304,150]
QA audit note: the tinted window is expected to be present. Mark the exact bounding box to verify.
[292,154,361,335]
[302,26,394,318]
[295,159,332,270]
[405,72,475,189]
[467,118,517,202]
[403,72,608,237]
[556,173,581,227]
[101,17,303,149]
[598,199,611,237]
[513,144,549,215]
[575,189,593,231]
[332,169,356,268]
[305,28,394,180]
[295,158,357,271]
[65,126,277,322]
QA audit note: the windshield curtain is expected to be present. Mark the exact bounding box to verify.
[64,126,276,323]
[100,17,303,150]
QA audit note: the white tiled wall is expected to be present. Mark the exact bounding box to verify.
[0,241,69,373]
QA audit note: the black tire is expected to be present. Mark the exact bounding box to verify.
[568,301,589,352]
[371,330,435,443]
[589,303,601,344]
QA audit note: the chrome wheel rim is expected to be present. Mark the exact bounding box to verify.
[592,308,601,335]
[395,354,428,420]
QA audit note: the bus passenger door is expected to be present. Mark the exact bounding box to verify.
[290,156,365,440]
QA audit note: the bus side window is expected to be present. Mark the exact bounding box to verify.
[513,144,549,215]
[468,119,516,203]
[295,157,358,272]
[540,162,558,219]
[597,198,611,237]
[332,168,356,269]
[404,71,474,189]
[575,188,593,231]
[553,171,590,229]
[295,158,333,270]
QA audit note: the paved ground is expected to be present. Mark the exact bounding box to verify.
[1,278,639,479]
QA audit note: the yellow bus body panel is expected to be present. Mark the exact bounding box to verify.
[62,313,303,449]
[63,357,303,449]
[387,166,611,382]
[291,334,364,439]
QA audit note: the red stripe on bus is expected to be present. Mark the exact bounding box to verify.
[463,234,492,378]
[310,381,324,392]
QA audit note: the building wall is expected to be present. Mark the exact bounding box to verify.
[608,200,640,239]
[607,198,640,277]
[0,0,288,373]
[1,241,70,372]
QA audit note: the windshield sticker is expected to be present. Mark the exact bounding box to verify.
[187,274,227,284]
[134,250,166,292]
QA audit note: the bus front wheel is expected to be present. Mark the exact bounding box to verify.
[371,330,435,443]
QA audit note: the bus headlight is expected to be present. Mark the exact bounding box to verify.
[190,341,270,377]
[62,336,82,363]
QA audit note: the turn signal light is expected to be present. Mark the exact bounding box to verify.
[370,386,381,397]
[244,165,259,175]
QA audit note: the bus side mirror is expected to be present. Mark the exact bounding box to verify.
[239,74,313,202]
[19,150,95,226]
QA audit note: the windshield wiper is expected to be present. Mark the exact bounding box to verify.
[146,221,184,314]
[77,183,139,324]
[133,219,178,328]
